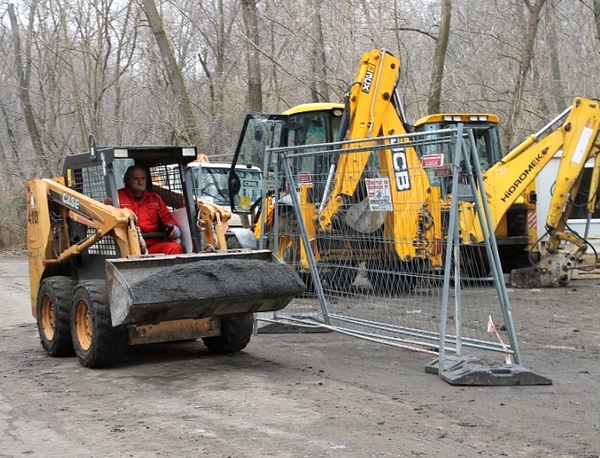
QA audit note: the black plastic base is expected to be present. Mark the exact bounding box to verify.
[426,356,553,386]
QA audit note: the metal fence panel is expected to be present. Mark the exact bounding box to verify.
[257,128,518,367]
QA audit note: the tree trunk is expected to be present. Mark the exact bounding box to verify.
[242,0,263,112]
[427,0,451,114]
[594,0,600,43]
[141,0,201,146]
[0,101,22,180]
[309,0,329,103]
[58,4,87,148]
[547,0,566,111]
[8,2,48,176]
[505,0,547,149]
[111,1,138,144]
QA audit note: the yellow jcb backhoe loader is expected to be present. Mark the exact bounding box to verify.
[228,49,503,291]
[228,49,599,289]
[27,140,305,368]
[469,98,600,286]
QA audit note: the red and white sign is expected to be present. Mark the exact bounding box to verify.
[421,154,444,168]
[298,171,312,183]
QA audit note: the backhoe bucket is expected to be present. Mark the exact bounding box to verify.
[106,250,306,326]
[510,252,575,288]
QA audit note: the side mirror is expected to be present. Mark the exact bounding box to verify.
[228,172,241,212]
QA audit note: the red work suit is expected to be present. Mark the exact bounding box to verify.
[117,187,183,254]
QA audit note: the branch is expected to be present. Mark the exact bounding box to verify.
[394,27,437,41]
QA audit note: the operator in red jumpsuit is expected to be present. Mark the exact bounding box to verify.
[118,165,183,255]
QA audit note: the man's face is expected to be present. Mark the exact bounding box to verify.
[126,168,147,196]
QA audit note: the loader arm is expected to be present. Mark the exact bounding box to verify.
[316,48,436,262]
[27,177,142,307]
[197,199,231,251]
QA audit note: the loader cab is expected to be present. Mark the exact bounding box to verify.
[413,113,502,194]
[228,103,344,215]
[62,145,201,277]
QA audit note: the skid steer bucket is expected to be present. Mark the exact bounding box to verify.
[106,250,306,326]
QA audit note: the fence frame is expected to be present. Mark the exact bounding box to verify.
[254,125,551,385]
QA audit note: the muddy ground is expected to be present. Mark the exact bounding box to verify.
[1,254,599,457]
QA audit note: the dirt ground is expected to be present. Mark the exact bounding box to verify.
[1,253,599,458]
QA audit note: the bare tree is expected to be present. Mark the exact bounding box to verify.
[108,1,140,144]
[504,0,547,148]
[56,1,87,148]
[183,0,242,154]
[308,0,329,103]
[427,0,451,114]
[8,2,47,175]
[1,0,600,247]
[141,0,201,146]
[242,0,263,111]
[0,100,22,183]
[594,0,600,42]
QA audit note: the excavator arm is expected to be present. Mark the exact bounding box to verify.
[317,49,412,227]
[316,49,439,263]
[482,98,600,231]
[544,100,600,252]
[488,97,600,286]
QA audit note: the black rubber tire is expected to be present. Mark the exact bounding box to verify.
[202,314,254,354]
[70,280,127,368]
[36,277,75,357]
[226,235,242,249]
[497,245,531,273]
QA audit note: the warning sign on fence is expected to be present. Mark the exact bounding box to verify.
[365,177,393,211]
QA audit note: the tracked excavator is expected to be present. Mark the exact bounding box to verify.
[228,48,600,289]
[27,140,305,368]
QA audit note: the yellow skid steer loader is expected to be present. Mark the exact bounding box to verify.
[27,140,305,368]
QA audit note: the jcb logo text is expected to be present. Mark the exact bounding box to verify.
[391,141,411,191]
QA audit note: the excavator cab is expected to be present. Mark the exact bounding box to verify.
[413,113,503,195]
[413,112,540,271]
[228,103,344,223]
